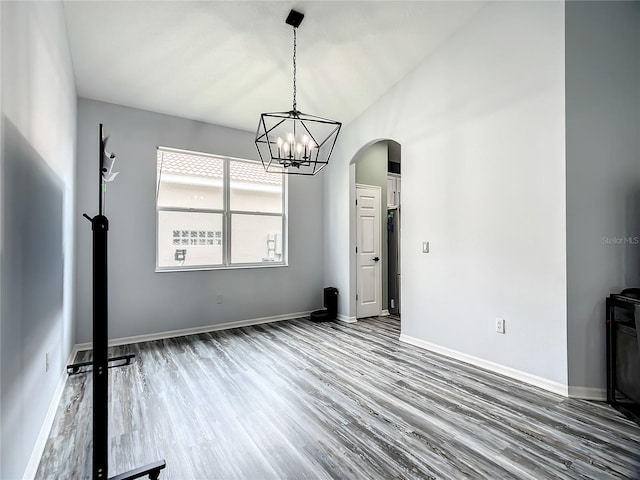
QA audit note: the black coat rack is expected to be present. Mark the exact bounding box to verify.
[68,125,166,480]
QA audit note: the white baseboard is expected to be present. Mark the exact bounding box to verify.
[399,334,569,397]
[75,310,314,351]
[380,309,390,317]
[337,313,357,323]
[23,345,80,480]
[568,386,607,401]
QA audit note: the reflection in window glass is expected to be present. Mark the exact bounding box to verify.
[230,160,282,213]
[158,211,223,267]
[157,150,224,210]
[231,214,283,264]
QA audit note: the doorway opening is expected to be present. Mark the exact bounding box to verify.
[351,140,401,320]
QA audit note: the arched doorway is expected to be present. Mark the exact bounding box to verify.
[350,139,401,320]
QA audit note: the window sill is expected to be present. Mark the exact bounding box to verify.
[155,262,288,273]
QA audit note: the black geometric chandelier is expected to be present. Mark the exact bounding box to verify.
[255,10,341,175]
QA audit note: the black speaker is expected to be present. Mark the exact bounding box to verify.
[310,287,338,322]
[324,287,338,318]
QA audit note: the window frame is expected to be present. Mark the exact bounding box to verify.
[155,146,288,272]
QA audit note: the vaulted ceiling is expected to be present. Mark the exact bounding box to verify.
[63,1,484,132]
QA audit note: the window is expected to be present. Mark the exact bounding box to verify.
[156,147,286,270]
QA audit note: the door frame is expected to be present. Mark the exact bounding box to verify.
[347,138,401,323]
[355,183,382,319]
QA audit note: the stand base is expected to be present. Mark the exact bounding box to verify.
[109,460,166,480]
[67,354,135,375]
[310,309,336,322]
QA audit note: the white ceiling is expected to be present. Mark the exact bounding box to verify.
[63,1,484,133]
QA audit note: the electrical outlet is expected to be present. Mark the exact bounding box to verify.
[216,295,223,304]
[45,352,50,373]
[496,318,505,334]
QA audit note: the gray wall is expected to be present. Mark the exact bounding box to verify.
[355,141,389,312]
[325,1,569,386]
[76,99,325,342]
[566,1,640,392]
[0,2,77,478]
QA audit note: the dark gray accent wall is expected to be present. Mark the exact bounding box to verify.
[75,99,325,343]
[566,1,640,390]
[0,2,77,478]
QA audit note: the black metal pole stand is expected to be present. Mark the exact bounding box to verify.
[90,214,166,480]
[92,214,110,480]
[81,124,166,480]
[66,214,133,375]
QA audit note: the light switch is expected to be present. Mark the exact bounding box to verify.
[422,241,429,253]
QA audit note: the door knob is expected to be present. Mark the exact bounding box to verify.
[373,257,380,262]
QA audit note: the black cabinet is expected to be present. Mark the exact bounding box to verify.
[606,292,640,425]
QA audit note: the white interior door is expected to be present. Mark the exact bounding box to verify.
[356,185,381,319]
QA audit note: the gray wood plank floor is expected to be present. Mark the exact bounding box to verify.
[37,316,640,479]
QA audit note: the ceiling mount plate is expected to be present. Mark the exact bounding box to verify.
[285,10,304,28]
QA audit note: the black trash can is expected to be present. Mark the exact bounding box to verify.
[310,287,338,322]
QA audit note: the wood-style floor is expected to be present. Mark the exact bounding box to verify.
[37,316,640,479]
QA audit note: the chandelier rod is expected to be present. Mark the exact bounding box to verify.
[292,27,297,112]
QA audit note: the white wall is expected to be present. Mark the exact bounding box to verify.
[325,2,568,385]
[566,1,640,392]
[0,2,77,478]
[76,99,325,342]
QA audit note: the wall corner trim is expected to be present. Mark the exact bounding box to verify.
[23,346,81,480]
[337,314,358,323]
[380,310,390,317]
[399,334,569,397]
[568,386,607,401]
